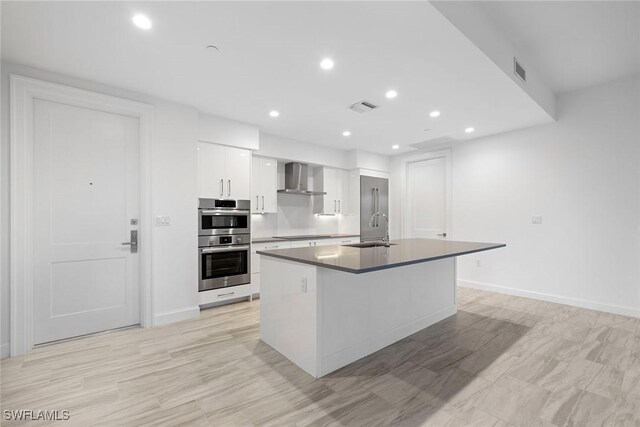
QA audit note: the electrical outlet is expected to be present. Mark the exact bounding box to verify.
[531,215,542,225]
[301,277,308,293]
[476,259,482,267]
[155,216,171,226]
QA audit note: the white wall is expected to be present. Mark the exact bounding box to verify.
[392,74,640,316]
[257,132,351,169]
[431,0,556,120]
[198,112,259,150]
[0,61,200,355]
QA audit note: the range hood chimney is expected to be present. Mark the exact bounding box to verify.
[278,162,326,195]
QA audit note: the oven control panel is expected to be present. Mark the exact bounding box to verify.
[199,234,251,247]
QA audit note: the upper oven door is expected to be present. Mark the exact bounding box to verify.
[198,210,250,236]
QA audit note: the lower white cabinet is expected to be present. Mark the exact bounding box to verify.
[198,284,251,306]
[251,241,292,296]
[290,237,358,248]
[250,238,358,296]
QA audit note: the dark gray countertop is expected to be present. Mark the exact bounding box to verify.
[252,234,359,244]
[257,238,506,274]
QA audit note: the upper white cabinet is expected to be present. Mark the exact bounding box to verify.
[313,167,348,215]
[251,156,277,213]
[197,142,251,199]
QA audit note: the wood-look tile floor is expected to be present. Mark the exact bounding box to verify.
[2,288,639,426]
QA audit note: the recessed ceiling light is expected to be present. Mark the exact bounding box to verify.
[132,14,152,30]
[342,131,351,137]
[385,90,398,99]
[465,127,475,133]
[320,58,334,70]
[269,110,280,118]
[429,111,441,118]
[392,144,400,150]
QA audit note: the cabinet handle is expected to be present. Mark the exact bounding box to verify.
[256,195,258,210]
[228,180,231,197]
[220,179,224,197]
[334,200,337,212]
[314,242,317,247]
[262,195,264,211]
[338,200,341,213]
[309,242,312,247]
[218,291,235,298]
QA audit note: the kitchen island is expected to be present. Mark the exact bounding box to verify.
[257,238,505,378]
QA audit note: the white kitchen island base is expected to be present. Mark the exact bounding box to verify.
[259,256,457,378]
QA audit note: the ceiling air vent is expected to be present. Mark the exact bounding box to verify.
[348,100,378,113]
[514,58,526,83]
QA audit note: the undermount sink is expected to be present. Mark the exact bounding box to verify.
[342,242,397,248]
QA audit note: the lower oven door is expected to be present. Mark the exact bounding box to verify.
[199,245,251,292]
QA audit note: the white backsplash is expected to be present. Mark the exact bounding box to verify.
[251,193,340,238]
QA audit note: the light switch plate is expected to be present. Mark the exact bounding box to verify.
[531,215,543,225]
[155,216,171,226]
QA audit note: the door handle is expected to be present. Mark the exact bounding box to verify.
[122,230,138,253]
[437,233,447,237]
[219,179,224,197]
[228,180,231,197]
[262,195,265,211]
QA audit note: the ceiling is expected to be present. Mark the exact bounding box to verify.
[472,1,640,93]
[1,1,553,155]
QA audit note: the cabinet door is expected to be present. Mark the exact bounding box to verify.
[197,142,226,198]
[335,169,348,215]
[260,157,278,213]
[251,157,261,212]
[325,168,338,214]
[225,147,251,199]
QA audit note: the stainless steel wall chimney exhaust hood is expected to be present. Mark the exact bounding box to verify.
[277,162,326,195]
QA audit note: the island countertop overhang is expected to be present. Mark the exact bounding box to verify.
[256,238,506,274]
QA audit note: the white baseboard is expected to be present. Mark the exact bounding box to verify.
[1,342,9,359]
[458,279,640,318]
[154,306,200,326]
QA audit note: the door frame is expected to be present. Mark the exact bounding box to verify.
[400,149,452,239]
[9,75,154,356]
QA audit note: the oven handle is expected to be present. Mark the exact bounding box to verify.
[200,210,249,215]
[200,245,250,253]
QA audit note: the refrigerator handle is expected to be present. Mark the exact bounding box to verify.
[376,188,380,227]
[372,187,376,227]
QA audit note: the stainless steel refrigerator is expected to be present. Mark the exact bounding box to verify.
[360,175,389,242]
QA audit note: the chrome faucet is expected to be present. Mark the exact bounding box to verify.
[369,212,390,246]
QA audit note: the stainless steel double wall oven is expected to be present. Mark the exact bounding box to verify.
[198,198,251,292]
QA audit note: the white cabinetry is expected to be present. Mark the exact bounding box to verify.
[313,167,348,215]
[197,142,251,199]
[251,238,358,296]
[251,156,277,213]
[251,241,291,296]
[290,237,358,248]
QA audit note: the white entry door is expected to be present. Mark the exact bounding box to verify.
[33,99,141,344]
[405,156,449,239]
